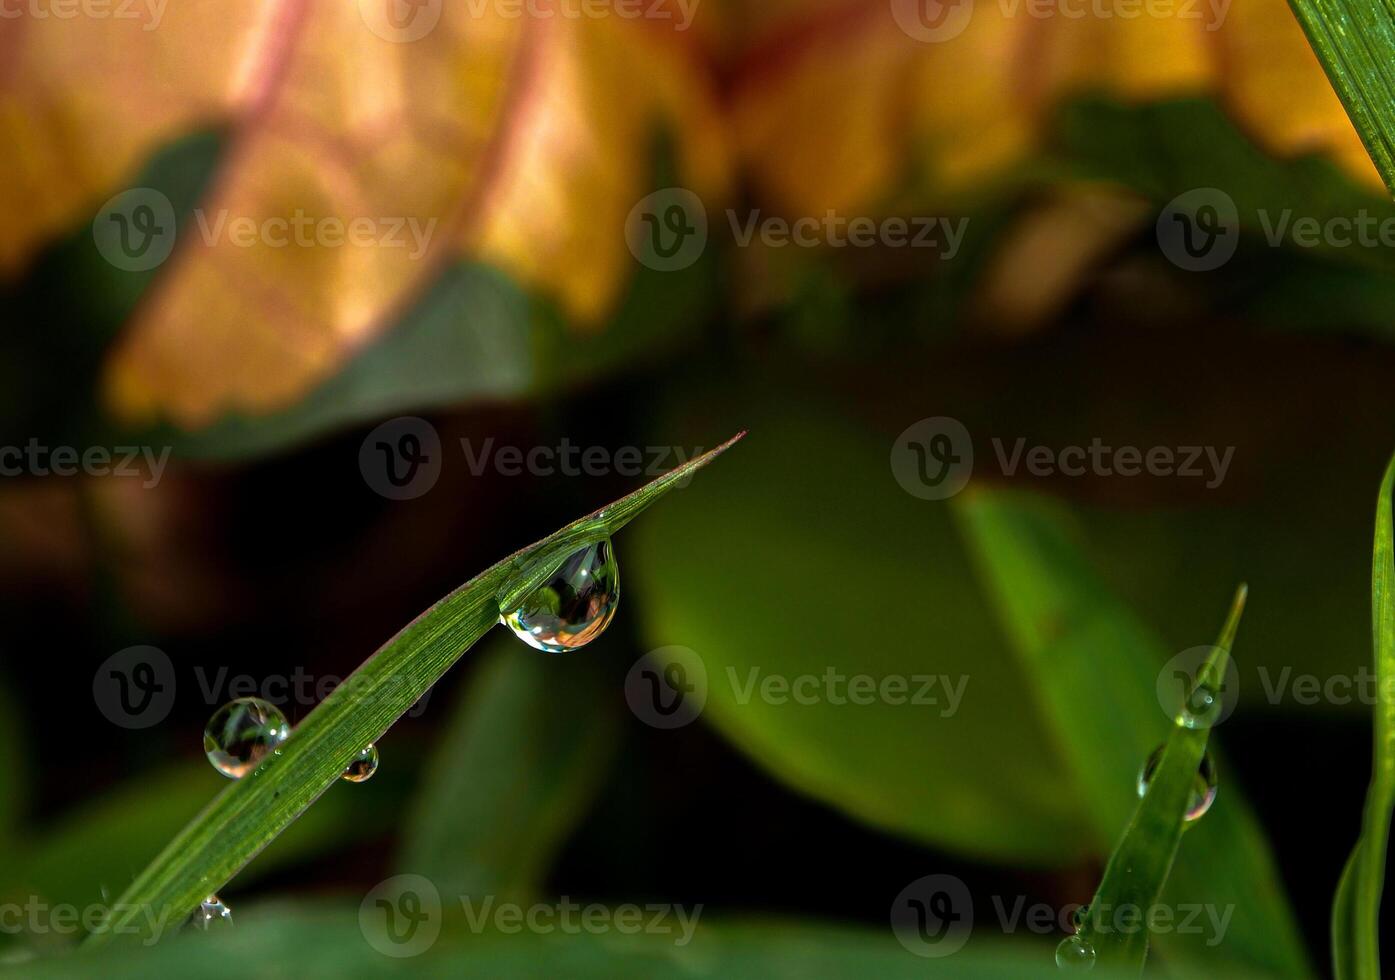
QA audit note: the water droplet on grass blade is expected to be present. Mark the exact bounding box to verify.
[343,744,380,783]
[1137,746,1217,823]
[1179,679,1223,729]
[500,539,619,653]
[191,895,231,931]
[1055,934,1096,970]
[204,698,289,779]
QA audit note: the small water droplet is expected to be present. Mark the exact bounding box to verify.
[1071,904,1090,932]
[1137,745,1217,823]
[1179,681,1222,729]
[500,539,619,653]
[191,895,232,931]
[1055,934,1096,970]
[204,698,290,779]
[342,744,380,783]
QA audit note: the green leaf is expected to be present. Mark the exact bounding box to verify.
[1332,452,1395,979]
[956,490,1311,977]
[1286,0,1395,196]
[2,762,404,936]
[1070,584,1247,972]
[631,403,1087,864]
[8,905,1242,980]
[86,433,743,945]
[397,636,621,899]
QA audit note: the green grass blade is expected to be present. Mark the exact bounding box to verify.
[956,490,1309,976]
[1287,0,1395,196]
[87,432,743,945]
[1070,585,1246,971]
[1332,453,1395,979]
[396,637,620,898]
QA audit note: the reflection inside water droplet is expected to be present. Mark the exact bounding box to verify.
[500,538,619,653]
[342,744,380,783]
[1136,745,1217,823]
[1055,934,1096,970]
[191,895,231,931]
[1179,681,1222,729]
[204,698,290,779]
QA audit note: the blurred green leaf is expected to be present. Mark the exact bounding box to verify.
[957,491,1310,976]
[1,763,405,936]
[89,435,741,945]
[632,402,1086,865]
[398,637,621,899]
[1332,452,1395,979]
[5,904,1253,980]
[1286,0,1395,196]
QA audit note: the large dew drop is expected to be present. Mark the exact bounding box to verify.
[500,539,619,653]
[1055,934,1096,971]
[1136,745,1217,823]
[203,698,290,779]
[342,744,380,783]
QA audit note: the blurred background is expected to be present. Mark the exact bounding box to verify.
[1,0,1394,975]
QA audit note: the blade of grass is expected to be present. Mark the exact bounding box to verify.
[1332,453,1395,979]
[396,636,621,899]
[1071,584,1247,971]
[87,432,744,945]
[956,490,1310,976]
[1286,0,1395,196]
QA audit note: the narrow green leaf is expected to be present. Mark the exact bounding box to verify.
[88,433,743,945]
[1287,0,1395,196]
[957,490,1309,976]
[1332,452,1395,979]
[397,637,621,898]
